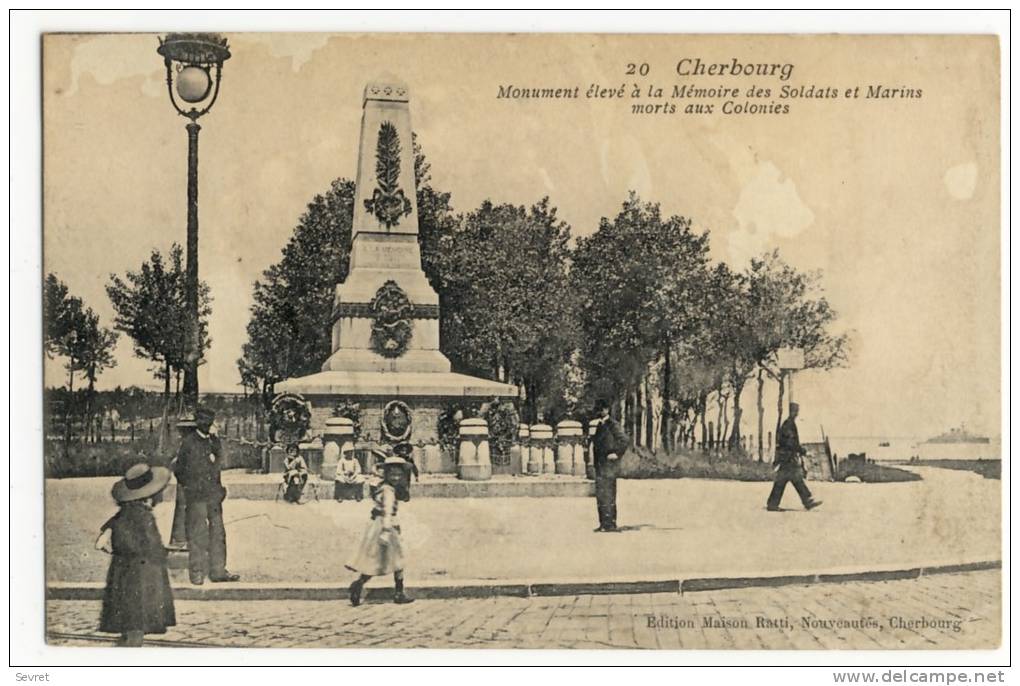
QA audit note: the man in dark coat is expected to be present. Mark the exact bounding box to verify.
[591,400,629,532]
[766,402,823,511]
[173,407,240,584]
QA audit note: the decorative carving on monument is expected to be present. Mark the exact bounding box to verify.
[363,121,412,229]
[269,392,312,444]
[366,82,408,101]
[370,280,414,358]
[381,399,413,442]
[333,301,439,323]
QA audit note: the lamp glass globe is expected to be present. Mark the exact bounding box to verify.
[176,65,212,103]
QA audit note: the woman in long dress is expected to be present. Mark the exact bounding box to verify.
[345,456,413,606]
[98,463,176,646]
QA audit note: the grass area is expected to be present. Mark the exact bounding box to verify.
[835,460,921,483]
[44,437,263,478]
[621,446,774,481]
[910,459,1001,480]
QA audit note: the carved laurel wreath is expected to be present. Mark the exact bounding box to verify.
[270,393,311,444]
[370,280,413,358]
[363,121,412,229]
[381,399,413,442]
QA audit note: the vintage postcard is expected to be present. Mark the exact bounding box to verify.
[39,31,1001,651]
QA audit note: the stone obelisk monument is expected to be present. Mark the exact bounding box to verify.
[277,78,517,466]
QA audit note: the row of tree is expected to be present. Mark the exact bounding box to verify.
[237,143,850,458]
[43,274,119,443]
[43,142,849,459]
[46,243,214,446]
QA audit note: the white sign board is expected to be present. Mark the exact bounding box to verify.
[777,347,805,370]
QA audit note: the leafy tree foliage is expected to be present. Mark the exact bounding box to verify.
[571,192,710,442]
[106,244,211,401]
[239,178,356,402]
[435,198,576,421]
[45,273,119,441]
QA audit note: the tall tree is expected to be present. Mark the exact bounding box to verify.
[106,244,211,406]
[741,250,851,453]
[436,198,577,421]
[44,273,118,441]
[240,178,356,400]
[701,263,758,452]
[78,308,120,442]
[572,192,710,436]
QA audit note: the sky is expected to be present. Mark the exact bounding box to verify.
[41,33,1001,439]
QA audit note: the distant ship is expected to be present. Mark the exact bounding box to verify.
[923,425,991,444]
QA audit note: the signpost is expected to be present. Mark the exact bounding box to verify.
[777,347,805,409]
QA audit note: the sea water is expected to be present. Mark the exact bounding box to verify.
[826,436,1001,462]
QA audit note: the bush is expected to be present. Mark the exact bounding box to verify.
[437,401,482,453]
[908,459,1000,480]
[835,460,921,483]
[45,436,263,478]
[620,445,774,481]
[484,401,519,465]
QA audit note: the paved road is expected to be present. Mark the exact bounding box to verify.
[46,570,999,649]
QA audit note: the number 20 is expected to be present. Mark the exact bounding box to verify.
[626,63,650,76]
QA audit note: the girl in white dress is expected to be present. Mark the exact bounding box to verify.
[345,457,413,606]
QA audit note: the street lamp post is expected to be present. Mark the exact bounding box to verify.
[157,32,230,413]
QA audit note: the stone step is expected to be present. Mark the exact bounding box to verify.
[166,474,595,500]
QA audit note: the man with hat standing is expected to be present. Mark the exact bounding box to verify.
[766,402,823,511]
[591,399,629,532]
[173,406,240,584]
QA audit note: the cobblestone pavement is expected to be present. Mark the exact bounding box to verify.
[46,570,999,650]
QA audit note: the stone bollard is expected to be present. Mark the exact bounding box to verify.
[556,420,584,475]
[530,424,555,474]
[321,416,356,479]
[511,423,530,475]
[458,418,492,481]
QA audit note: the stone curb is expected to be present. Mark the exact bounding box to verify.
[46,560,1000,602]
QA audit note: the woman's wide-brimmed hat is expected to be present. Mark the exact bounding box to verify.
[112,463,171,503]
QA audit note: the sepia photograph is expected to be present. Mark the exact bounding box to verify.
[13,13,1007,668]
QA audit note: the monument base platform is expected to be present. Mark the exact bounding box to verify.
[165,473,593,500]
[275,370,518,447]
[276,370,517,398]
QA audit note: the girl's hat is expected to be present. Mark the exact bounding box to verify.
[112,463,171,503]
[383,456,407,467]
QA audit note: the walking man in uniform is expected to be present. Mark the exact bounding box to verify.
[173,407,240,584]
[766,402,823,512]
[591,400,629,532]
